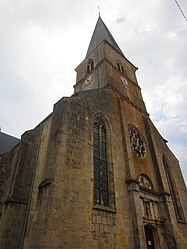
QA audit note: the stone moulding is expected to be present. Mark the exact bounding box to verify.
[38,178,53,189]
[4,197,28,205]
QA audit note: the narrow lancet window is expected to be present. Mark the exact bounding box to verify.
[93,120,109,207]
[117,62,124,73]
[163,156,185,222]
[87,59,94,74]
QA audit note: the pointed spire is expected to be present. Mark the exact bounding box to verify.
[86,17,124,58]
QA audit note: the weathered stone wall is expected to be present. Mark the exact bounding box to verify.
[104,42,138,84]
[19,86,187,249]
[148,120,187,249]
[0,86,186,249]
[21,89,138,249]
[0,30,187,249]
[0,144,19,218]
[23,116,53,248]
[0,129,40,249]
[75,42,105,83]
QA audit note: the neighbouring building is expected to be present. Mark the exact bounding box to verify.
[0,17,186,249]
[0,130,20,157]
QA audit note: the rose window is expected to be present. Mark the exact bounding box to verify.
[129,125,146,158]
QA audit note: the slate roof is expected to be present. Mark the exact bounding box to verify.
[86,16,124,58]
[0,131,20,155]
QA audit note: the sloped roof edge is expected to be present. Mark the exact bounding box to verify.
[86,16,124,58]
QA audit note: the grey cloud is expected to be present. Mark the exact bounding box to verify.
[0,0,186,183]
[116,17,126,24]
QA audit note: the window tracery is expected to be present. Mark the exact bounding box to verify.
[93,117,109,207]
[139,174,153,190]
[129,125,146,158]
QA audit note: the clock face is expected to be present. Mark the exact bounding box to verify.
[120,76,128,86]
[84,75,93,86]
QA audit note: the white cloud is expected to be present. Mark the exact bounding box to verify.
[0,0,186,183]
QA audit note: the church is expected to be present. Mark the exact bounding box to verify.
[0,17,186,249]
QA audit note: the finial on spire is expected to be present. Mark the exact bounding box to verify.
[98,0,100,17]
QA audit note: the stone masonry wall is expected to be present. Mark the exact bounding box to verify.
[0,128,40,249]
[1,87,186,249]
[21,87,187,249]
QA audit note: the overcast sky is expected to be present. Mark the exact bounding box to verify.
[0,0,186,183]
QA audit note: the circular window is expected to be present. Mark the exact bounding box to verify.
[129,125,146,158]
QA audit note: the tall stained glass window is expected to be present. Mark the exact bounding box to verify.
[93,120,109,206]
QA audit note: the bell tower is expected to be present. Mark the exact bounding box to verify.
[0,15,186,249]
[74,16,147,114]
[74,17,187,249]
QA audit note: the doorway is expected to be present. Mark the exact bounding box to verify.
[144,225,155,249]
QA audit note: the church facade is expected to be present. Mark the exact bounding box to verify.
[0,17,186,249]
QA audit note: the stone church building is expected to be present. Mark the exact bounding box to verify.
[0,17,187,249]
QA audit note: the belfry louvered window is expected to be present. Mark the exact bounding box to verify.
[87,59,94,74]
[93,120,109,207]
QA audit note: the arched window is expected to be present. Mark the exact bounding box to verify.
[139,174,154,190]
[163,155,185,221]
[93,117,109,207]
[117,62,124,73]
[87,59,94,74]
